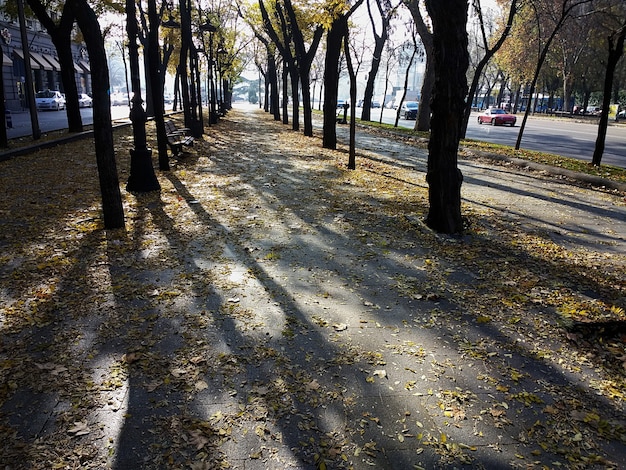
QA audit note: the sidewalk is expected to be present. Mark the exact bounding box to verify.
[0,105,624,469]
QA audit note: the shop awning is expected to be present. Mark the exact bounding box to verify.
[29,51,54,71]
[12,49,41,69]
[78,59,90,72]
[73,61,83,73]
[2,53,11,67]
[44,54,61,70]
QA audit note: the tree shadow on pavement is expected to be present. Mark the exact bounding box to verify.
[1,107,624,469]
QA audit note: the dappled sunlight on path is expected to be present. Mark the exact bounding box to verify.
[0,105,624,469]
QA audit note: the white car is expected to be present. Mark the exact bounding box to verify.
[110,92,130,106]
[35,90,66,111]
[78,93,92,108]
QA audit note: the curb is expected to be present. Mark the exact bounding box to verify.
[471,149,626,194]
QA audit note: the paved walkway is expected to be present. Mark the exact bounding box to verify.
[1,105,625,469]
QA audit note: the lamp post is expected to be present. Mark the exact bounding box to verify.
[199,22,217,124]
[125,0,160,192]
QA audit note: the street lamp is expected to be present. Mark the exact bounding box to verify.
[199,21,217,124]
[125,0,160,192]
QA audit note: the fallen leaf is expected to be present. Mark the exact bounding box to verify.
[68,421,90,436]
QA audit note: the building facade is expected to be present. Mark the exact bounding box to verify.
[1,12,91,111]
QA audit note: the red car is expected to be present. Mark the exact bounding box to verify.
[477,108,517,126]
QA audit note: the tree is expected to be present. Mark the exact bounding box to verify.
[0,49,7,148]
[403,0,434,131]
[514,0,593,150]
[321,0,364,150]
[592,1,626,166]
[70,0,125,229]
[239,1,282,119]
[259,0,300,130]
[283,0,324,137]
[322,14,348,149]
[394,30,420,127]
[461,0,518,138]
[344,20,358,169]
[360,0,399,122]
[26,0,85,133]
[145,0,169,171]
[424,0,468,234]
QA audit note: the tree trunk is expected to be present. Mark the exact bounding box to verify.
[282,63,289,125]
[344,25,357,170]
[515,2,579,150]
[592,25,625,166]
[283,0,323,137]
[460,0,517,138]
[268,53,280,120]
[404,0,434,132]
[147,0,169,171]
[53,37,83,133]
[415,53,434,131]
[290,66,300,131]
[300,72,313,136]
[26,0,83,133]
[0,48,7,148]
[322,16,347,150]
[361,0,393,122]
[70,0,124,229]
[394,45,417,127]
[179,0,193,130]
[424,0,468,235]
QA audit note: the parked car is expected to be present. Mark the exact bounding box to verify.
[477,108,516,126]
[371,101,381,108]
[78,93,93,108]
[401,101,419,120]
[35,90,66,111]
[110,92,130,106]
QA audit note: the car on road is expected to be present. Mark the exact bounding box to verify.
[477,108,516,126]
[35,90,66,111]
[401,101,419,120]
[78,93,93,108]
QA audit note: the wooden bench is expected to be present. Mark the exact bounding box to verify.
[164,119,194,156]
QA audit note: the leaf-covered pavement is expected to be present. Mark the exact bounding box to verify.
[0,105,624,469]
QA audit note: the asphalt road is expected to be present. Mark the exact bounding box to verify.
[5,104,625,169]
[374,107,625,169]
[5,105,131,139]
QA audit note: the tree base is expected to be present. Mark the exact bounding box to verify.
[126,148,160,193]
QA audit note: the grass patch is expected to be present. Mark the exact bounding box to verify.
[354,116,626,185]
[461,139,626,184]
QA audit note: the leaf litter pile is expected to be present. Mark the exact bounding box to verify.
[0,107,624,469]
